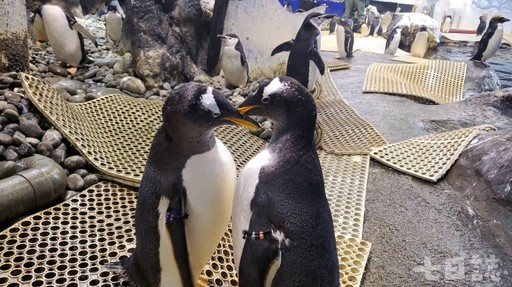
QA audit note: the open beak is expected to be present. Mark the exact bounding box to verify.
[224,116,260,131]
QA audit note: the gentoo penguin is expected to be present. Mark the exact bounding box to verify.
[37,0,97,74]
[476,16,487,36]
[384,26,402,55]
[410,26,429,58]
[441,15,452,33]
[369,15,382,36]
[105,3,123,46]
[471,16,510,67]
[335,18,354,59]
[233,76,339,286]
[217,34,249,88]
[284,2,293,13]
[120,82,259,287]
[271,12,334,91]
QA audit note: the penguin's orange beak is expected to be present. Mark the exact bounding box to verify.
[224,117,260,131]
[237,106,258,114]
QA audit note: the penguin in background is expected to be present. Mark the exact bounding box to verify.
[119,82,259,287]
[410,26,429,58]
[369,15,382,36]
[217,34,249,88]
[105,3,123,47]
[271,12,334,91]
[233,76,339,286]
[36,0,98,74]
[31,5,49,46]
[384,26,402,55]
[335,17,354,59]
[471,15,510,67]
[441,15,452,33]
[329,17,337,34]
[476,16,487,36]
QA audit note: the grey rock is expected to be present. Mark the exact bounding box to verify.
[87,87,130,98]
[15,160,27,172]
[20,118,45,139]
[0,101,17,112]
[16,142,35,157]
[3,148,19,161]
[42,129,63,147]
[74,168,89,177]
[29,63,38,72]
[2,72,18,79]
[12,131,27,146]
[37,64,48,73]
[83,67,100,79]
[463,60,501,97]
[63,155,87,171]
[55,143,67,151]
[259,129,272,140]
[48,64,69,77]
[4,123,21,133]
[51,149,66,164]
[83,174,99,188]
[0,116,8,126]
[113,53,132,74]
[67,174,84,191]
[0,77,14,85]
[0,161,17,180]
[119,76,147,95]
[68,94,86,103]
[55,80,85,95]
[162,82,172,90]
[95,57,119,68]
[386,13,440,52]
[0,132,13,145]
[26,137,40,148]
[4,91,22,106]
[36,142,54,157]
[2,109,20,122]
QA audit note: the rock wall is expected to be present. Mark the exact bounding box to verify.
[0,0,29,73]
[121,0,211,88]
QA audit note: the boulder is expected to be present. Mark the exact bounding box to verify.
[385,13,440,52]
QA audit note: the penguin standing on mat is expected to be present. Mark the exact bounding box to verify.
[217,34,249,88]
[233,76,339,286]
[384,26,402,55]
[410,26,429,58]
[476,16,487,36]
[118,82,258,287]
[335,18,354,59]
[471,15,510,67]
[105,2,123,47]
[271,12,334,91]
[36,0,97,74]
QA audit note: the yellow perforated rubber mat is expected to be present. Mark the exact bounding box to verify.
[0,180,371,287]
[315,71,388,155]
[370,125,496,182]
[20,73,162,187]
[325,59,351,71]
[363,60,467,104]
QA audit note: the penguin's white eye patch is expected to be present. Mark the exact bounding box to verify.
[200,87,221,117]
[262,77,287,104]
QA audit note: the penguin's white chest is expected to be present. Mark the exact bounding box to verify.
[232,149,271,271]
[482,25,503,61]
[41,5,82,66]
[32,14,48,42]
[220,47,248,87]
[105,11,123,43]
[385,33,401,55]
[410,32,428,58]
[158,138,236,286]
[336,26,347,58]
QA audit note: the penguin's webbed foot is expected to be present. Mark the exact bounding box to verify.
[481,60,490,68]
[66,67,78,75]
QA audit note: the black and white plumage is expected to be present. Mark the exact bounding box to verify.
[233,76,339,286]
[335,18,354,59]
[120,82,259,287]
[217,34,249,88]
[410,26,429,58]
[476,16,487,36]
[384,26,402,55]
[105,3,123,46]
[471,15,510,67]
[35,0,97,73]
[369,15,382,36]
[441,15,452,33]
[271,12,334,91]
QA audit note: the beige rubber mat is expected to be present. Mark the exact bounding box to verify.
[20,73,162,187]
[320,151,369,239]
[363,60,467,104]
[325,59,351,71]
[390,55,430,64]
[0,181,371,287]
[370,125,496,182]
[315,72,388,155]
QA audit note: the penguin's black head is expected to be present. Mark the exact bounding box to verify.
[107,4,117,12]
[162,82,259,133]
[238,76,316,128]
[490,15,510,24]
[217,34,240,47]
[305,12,335,29]
[419,26,428,32]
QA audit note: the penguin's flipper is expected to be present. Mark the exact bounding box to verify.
[238,229,280,286]
[73,23,99,47]
[271,40,294,56]
[165,191,194,287]
[309,48,326,75]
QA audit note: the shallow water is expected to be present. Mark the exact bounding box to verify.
[429,43,512,89]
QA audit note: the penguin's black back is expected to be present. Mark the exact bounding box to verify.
[471,19,499,61]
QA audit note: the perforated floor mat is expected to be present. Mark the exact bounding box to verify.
[0,180,371,287]
[20,73,162,187]
[390,55,430,64]
[325,59,351,71]
[363,60,467,104]
[370,125,496,182]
